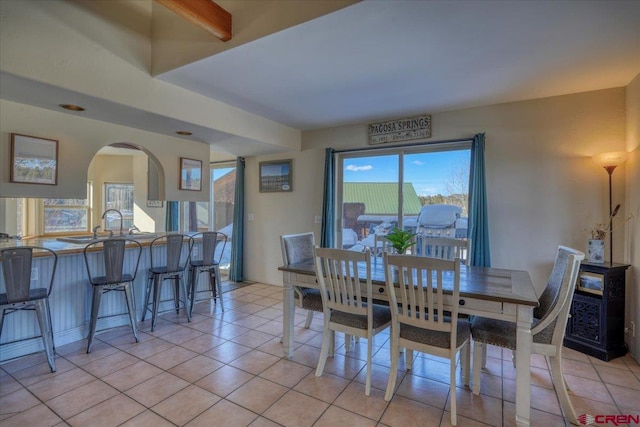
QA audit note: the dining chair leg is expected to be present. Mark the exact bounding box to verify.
[45,298,56,352]
[179,276,191,322]
[141,274,153,321]
[365,333,373,396]
[384,332,400,401]
[315,322,332,378]
[124,282,139,343]
[549,354,578,424]
[481,342,488,368]
[87,286,103,353]
[35,299,56,372]
[450,357,457,426]
[405,349,415,371]
[304,310,314,328]
[173,276,180,313]
[462,341,471,387]
[472,341,483,395]
[189,268,199,317]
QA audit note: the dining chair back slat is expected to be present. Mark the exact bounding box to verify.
[417,236,470,263]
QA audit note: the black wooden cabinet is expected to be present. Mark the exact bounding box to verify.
[564,262,629,361]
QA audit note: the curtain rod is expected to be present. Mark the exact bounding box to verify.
[333,137,473,154]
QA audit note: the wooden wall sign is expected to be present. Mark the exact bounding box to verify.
[368,114,432,145]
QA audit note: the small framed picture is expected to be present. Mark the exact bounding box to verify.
[10,133,59,185]
[180,157,202,191]
[146,200,163,208]
[577,271,604,296]
[259,159,292,193]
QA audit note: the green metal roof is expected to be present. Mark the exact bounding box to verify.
[343,183,422,215]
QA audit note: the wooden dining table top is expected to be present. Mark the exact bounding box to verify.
[279,259,539,307]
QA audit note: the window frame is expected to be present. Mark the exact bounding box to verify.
[41,182,93,236]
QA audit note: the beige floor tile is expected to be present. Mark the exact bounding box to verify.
[380,395,441,427]
[94,325,135,344]
[259,358,314,388]
[101,360,163,391]
[570,396,621,427]
[152,384,220,425]
[66,393,145,427]
[119,410,176,427]
[263,389,329,427]
[605,383,640,410]
[145,345,198,370]
[253,307,283,321]
[230,314,270,330]
[203,341,252,363]
[471,369,502,399]
[227,376,288,413]
[231,330,275,348]
[121,337,174,359]
[561,358,600,381]
[439,411,495,427]
[0,387,42,415]
[502,401,567,427]
[26,367,96,401]
[0,403,62,427]
[228,350,281,375]
[155,327,204,345]
[10,358,76,386]
[195,364,254,397]
[280,344,319,368]
[394,373,451,409]
[294,371,351,403]
[1,352,50,373]
[81,350,139,377]
[321,353,366,380]
[255,320,286,337]
[563,374,615,405]
[168,355,224,383]
[333,381,388,421]
[561,346,591,363]
[596,364,640,390]
[185,399,258,427]
[63,341,119,366]
[0,375,23,397]
[211,323,252,340]
[315,405,377,427]
[125,372,190,407]
[46,380,119,419]
[255,336,289,357]
[445,387,503,426]
[503,379,563,416]
[179,333,226,353]
[248,416,282,427]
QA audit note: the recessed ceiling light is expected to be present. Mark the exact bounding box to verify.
[59,104,85,111]
[176,131,192,136]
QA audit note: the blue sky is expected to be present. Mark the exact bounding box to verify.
[343,149,470,196]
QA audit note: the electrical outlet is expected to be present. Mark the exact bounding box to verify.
[31,266,39,281]
[314,215,322,224]
[248,213,255,221]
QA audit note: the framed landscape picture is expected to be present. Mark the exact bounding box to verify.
[259,159,292,192]
[10,133,58,185]
[180,157,202,191]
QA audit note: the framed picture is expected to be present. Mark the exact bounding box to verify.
[179,157,202,191]
[577,271,604,296]
[259,159,292,192]
[146,200,163,208]
[10,133,58,185]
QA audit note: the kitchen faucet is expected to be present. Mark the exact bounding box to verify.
[101,209,124,237]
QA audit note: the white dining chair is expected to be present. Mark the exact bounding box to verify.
[383,253,470,426]
[417,236,470,263]
[313,246,391,396]
[470,246,584,425]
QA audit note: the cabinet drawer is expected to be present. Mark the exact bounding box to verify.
[293,273,318,286]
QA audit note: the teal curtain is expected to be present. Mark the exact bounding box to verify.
[165,201,179,232]
[321,148,335,248]
[229,157,245,282]
[468,133,491,267]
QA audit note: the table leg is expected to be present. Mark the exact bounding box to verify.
[515,305,533,427]
[282,271,294,358]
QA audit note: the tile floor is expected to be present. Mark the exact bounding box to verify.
[1,283,639,427]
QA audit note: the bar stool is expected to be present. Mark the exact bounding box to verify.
[141,234,191,331]
[1,246,58,372]
[83,238,142,353]
[188,231,227,316]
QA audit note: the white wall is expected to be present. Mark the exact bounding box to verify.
[625,73,640,359]
[245,88,629,302]
[0,100,210,202]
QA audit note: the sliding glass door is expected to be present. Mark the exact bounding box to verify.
[211,163,236,281]
[337,144,470,250]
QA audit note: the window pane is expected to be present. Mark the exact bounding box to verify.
[182,201,210,232]
[212,166,235,281]
[104,183,134,229]
[43,198,87,206]
[44,207,88,233]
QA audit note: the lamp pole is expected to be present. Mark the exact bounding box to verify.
[604,165,615,266]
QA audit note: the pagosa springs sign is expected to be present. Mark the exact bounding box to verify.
[368,114,431,145]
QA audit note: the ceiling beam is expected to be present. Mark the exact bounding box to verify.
[155,0,232,42]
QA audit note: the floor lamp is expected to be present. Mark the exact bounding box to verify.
[592,151,629,265]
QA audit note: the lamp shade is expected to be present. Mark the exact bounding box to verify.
[593,151,629,168]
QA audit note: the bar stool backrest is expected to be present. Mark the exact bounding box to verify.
[84,239,142,285]
[150,234,189,273]
[1,247,57,303]
[196,231,226,266]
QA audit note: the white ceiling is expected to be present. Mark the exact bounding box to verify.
[159,0,640,131]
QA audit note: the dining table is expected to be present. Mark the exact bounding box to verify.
[279,258,539,427]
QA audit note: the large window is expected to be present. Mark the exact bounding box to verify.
[104,183,134,230]
[338,144,470,249]
[43,183,93,235]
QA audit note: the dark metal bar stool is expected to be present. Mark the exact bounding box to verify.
[142,234,191,331]
[1,246,58,372]
[83,238,142,353]
[188,231,227,316]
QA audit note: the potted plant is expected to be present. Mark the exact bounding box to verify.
[384,227,417,254]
